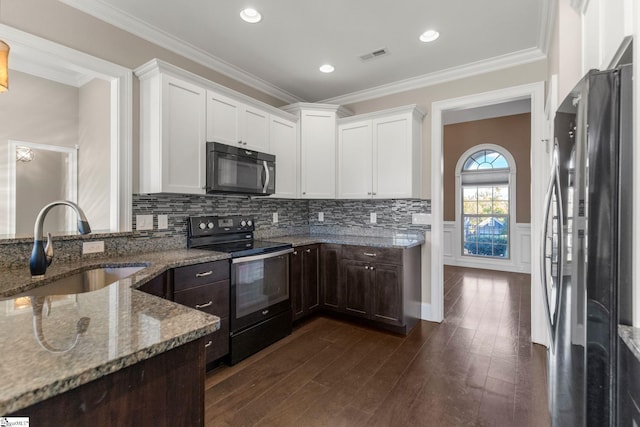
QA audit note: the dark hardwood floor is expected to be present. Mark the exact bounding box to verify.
[204,266,550,426]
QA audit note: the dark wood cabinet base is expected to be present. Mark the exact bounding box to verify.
[11,338,206,427]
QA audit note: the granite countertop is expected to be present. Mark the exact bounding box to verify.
[619,325,640,361]
[0,248,230,416]
[270,233,425,249]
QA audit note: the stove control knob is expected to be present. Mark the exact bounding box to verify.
[240,220,247,227]
[198,222,206,230]
[207,222,214,229]
[247,220,253,226]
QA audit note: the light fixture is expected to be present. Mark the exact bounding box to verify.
[319,64,335,74]
[240,8,262,23]
[0,0,9,92]
[16,146,34,162]
[419,30,440,43]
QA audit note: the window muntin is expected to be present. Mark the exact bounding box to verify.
[461,149,511,259]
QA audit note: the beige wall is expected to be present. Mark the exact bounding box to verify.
[79,78,111,232]
[0,70,79,235]
[442,113,531,223]
[345,60,547,199]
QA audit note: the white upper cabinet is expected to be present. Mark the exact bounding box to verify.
[135,59,297,195]
[137,70,206,195]
[281,104,352,199]
[206,91,270,152]
[337,120,372,198]
[337,105,424,199]
[582,0,632,72]
[269,116,298,198]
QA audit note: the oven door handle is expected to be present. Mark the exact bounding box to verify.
[231,247,293,264]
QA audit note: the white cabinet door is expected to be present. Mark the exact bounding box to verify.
[269,116,298,198]
[161,75,206,194]
[207,90,270,152]
[242,105,270,152]
[337,120,372,198]
[300,111,337,198]
[373,114,413,198]
[206,91,241,146]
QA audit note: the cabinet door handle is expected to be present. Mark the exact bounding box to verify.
[195,271,213,278]
[367,192,372,195]
[305,249,311,253]
[372,192,377,196]
[195,301,213,309]
[293,251,298,255]
[370,266,375,271]
[238,140,243,145]
[364,252,377,257]
[204,340,213,348]
[365,265,369,270]
[262,309,270,315]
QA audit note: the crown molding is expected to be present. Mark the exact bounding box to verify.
[321,47,546,105]
[59,0,305,104]
[538,0,557,55]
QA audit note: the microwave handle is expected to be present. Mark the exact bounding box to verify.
[262,160,270,193]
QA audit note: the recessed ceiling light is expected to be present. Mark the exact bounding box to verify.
[419,30,440,43]
[319,64,335,73]
[240,8,262,23]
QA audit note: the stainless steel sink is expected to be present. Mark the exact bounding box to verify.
[9,266,146,298]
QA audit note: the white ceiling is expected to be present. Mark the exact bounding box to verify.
[61,0,551,104]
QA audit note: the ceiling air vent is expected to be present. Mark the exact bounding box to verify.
[359,48,389,61]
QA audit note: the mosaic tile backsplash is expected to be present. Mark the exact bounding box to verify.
[0,195,430,268]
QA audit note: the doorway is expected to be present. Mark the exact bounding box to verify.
[429,82,548,346]
[6,140,78,236]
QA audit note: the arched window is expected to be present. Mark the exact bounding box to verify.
[458,147,514,259]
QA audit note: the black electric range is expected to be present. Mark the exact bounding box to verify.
[187,215,293,365]
[187,215,292,257]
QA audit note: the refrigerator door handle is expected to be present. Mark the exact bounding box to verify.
[540,143,564,347]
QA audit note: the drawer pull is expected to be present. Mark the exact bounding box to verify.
[262,309,269,315]
[195,271,213,278]
[364,252,377,257]
[205,340,213,348]
[195,301,213,309]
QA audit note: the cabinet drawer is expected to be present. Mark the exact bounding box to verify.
[204,318,229,364]
[174,280,229,317]
[174,260,229,291]
[341,245,402,265]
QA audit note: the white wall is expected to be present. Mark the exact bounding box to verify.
[78,78,111,232]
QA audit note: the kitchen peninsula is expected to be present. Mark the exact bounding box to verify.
[0,249,228,423]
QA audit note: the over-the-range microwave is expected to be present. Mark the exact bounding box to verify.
[206,142,276,196]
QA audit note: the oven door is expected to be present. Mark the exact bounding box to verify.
[230,248,293,333]
[207,145,275,195]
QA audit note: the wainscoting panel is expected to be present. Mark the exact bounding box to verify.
[443,221,531,273]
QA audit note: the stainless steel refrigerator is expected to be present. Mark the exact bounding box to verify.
[542,61,632,426]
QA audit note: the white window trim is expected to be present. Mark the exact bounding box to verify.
[454,144,517,262]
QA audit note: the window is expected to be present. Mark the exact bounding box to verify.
[460,148,511,259]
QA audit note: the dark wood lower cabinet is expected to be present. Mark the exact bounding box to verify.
[12,338,205,426]
[291,244,320,321]
[343,260,370,317]
[336,244,421,334]
[320,244,342,311]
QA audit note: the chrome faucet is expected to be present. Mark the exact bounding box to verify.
[30,200,91,277]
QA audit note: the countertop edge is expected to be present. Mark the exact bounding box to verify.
[4,320,219,415]
[619,325,640,362]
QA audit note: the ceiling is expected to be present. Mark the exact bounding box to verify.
[61,0,551,104]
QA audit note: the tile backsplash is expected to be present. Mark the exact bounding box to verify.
[0,195,430,268]
[132,194,431,239]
